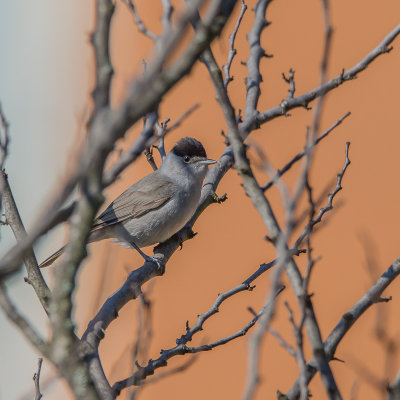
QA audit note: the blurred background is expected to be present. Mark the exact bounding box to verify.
[1,1,400,399]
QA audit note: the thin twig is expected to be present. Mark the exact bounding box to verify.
[268,327,297,358]
[112,286,285,396]
[263,112,350,191]
[286,258,400,399]
[123,0,158,41]
[0,283,48,354]
[244,0,273,120]
[164,103,200,134]
[241,24,400,135]
[223,0,247,87]
[161,0,174,32]
[0,103,9,173]
[293,142,351,249]
[33,358,43,400]
[0,171,51,312]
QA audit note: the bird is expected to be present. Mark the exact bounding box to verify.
[39,137,216,268]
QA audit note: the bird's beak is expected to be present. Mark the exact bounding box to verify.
[199,158,217,166]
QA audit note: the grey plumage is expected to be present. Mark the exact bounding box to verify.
[39,137,215,268]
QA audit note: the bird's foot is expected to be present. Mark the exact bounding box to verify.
[129,241,164,273]
[143,254,165,274]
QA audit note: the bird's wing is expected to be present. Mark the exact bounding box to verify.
[91,173,176,232]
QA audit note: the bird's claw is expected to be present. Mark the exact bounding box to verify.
[144,255,165,274]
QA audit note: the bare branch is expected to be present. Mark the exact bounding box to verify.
[287,258,400,399]
[388,370,400,400]
[123,0,158,41]
[285,301,308,400]
[223,0,247,87]
[91,0,115,110]
[0,171,51,312]
[244,0,273,120]
[0,283,48,354]
[240,24,400,135]
[268,326,297,358]
[164,103,200,134]
[161,0,174,32]
[282,68,296,101]
[33,358,43,400]
[112,286,285,396]
[293,142,351,249]
[263,112,350,191]
[0,103,9,173]
[311,0,333,138]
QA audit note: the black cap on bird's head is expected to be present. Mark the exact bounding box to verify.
[171,137,216,167]
[172,137,207,159]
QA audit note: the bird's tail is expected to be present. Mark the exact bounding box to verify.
[38,246,66,268]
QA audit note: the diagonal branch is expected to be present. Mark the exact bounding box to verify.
[262,112,351,192]
[123,0,158,41]
[240,23,400,135]
[286,258,400,400]
[0,171,51,312]
[0,283,48,354]
[91,0,115,111]
[111,286,285,396]
[244,0,273,120]
[223,0,247,87]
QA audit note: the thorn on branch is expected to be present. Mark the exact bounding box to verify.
[135,360,144,370]
[376,296,392,303]
[264,234,275,244]
[296,249,307,256]
[331,356,345,363]
[262,51,273,58]
[24,276,32,285]
[237,109,243,124]
[247,307,257,317]
[188,229,197,239]
[221,130,230,146]
[213,193,228,204]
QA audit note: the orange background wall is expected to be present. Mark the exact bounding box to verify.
[71,1,399,399]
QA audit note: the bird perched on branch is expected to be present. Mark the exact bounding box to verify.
[39,137,215,268]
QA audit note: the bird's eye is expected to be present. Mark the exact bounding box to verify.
[183,155,190,163]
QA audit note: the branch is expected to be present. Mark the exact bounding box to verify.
[262,112,351,192]
[388,370,400,400]
[0,171,51,312]
[91,0,115,110]
[0,103,9,174]
[0,283,48,354]
[161,0,173,32]
[293,142,351,249]
[33,358,43,400]
[240,23,400,135]
[223,0,247,87]
[286,258,400,399]
[123,0,158,41]
[244,0,273,120]
[164,103,200,134]
[112,286,285,396]
[177,260,278,345]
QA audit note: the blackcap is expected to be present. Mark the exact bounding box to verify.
[39,137,215,268]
